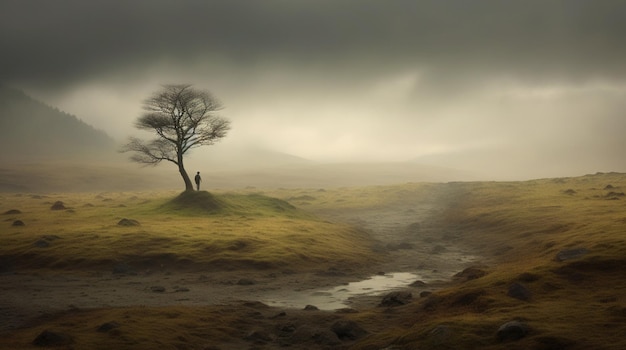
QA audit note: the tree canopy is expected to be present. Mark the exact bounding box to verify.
[122,84,230,191]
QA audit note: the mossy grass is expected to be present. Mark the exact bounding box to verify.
[2,173,625,349]
[0,190,378,272]
[348,172,626,350]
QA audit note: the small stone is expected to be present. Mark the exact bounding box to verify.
[117,218,140,226]
[507,282,532,301]
[236,278,256,285]
[11,220,25,226]
[3,209,21,215]
[97,321,120,332]
[420,291,432,298]
[150,286,166,293]
[304,304,319,310]
[32,330,73,346]
[556,248,588,262]
[50,201,66,210]
[33,239,50,248]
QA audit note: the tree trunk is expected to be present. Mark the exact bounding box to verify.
[178,160,194,192]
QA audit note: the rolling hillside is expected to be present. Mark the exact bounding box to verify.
[0,86,115,160]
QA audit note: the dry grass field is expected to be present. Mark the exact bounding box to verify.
[1,172,625,349]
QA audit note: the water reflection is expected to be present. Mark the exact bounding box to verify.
[263,272,419,310]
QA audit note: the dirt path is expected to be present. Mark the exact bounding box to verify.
[0,185,480,333]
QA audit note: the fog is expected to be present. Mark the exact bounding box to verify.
[2,1,626,181]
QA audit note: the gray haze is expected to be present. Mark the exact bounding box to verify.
[2,0,626,180]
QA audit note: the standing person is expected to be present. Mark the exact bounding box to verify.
[194,171,202,191]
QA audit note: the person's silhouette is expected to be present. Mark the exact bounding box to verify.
[194,171,202,191]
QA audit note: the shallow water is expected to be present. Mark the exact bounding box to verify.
[262,272,420,310]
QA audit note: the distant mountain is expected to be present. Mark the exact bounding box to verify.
[0,86,115,160]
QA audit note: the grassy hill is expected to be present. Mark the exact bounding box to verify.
[349,173,626,349]
[0,190,378,273]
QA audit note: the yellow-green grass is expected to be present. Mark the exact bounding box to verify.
[349,173,626,349]
[3,174,626,349]
[0,190,381,273]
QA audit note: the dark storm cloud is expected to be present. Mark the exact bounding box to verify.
[2,1,626,180]
[2,0,626,88]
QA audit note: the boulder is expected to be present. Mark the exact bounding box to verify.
[379,291,412,307]
[454,267,487,281]
[507,282,532,301]
[496,321,529,342]
[331,320,367,340]
[11,220,25,226]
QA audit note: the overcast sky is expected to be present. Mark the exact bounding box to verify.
[1,0,626,179]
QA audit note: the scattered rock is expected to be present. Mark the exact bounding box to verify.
[604,184,614,189]
[150,286,166,293]
[420,291,432,298]
[562,189,576,195]
[11,220,25,226]
[174,287,190,292]
[50,201,66,210]
[117,218,140,226]
[516,272,540,282]
[507,282,532,301]
[304,305,319,311]
[409,280,427,287]
[452,290,486,307]
[32,330,73,347]
[606,191,625,200]
[534,336,577,349]
[245,329,273,342]
[431,245,447,254]
[236,278,256,286]
[112,263,136,275]
[291,325,341,346]
[33,239,50,248]
[428,325,453,345]
[3,209,21,215]
[496,321,529,342]
[555,248,589,262]
[331,320,367,340]
[379,291,412,307]
[97,321,120,332]
[454,267,487,281]
[386,242,414,250]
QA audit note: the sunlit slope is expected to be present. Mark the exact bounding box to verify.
[0,191,380,272]
[352,172,626,350]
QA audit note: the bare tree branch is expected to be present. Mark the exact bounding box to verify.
[121,84,231,191]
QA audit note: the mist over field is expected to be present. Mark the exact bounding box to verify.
[1,1,626,186]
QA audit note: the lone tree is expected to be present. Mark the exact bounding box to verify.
[122,84,230,191]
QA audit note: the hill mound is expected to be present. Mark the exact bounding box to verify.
[165,191,224,213]
[161,191,304,218]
